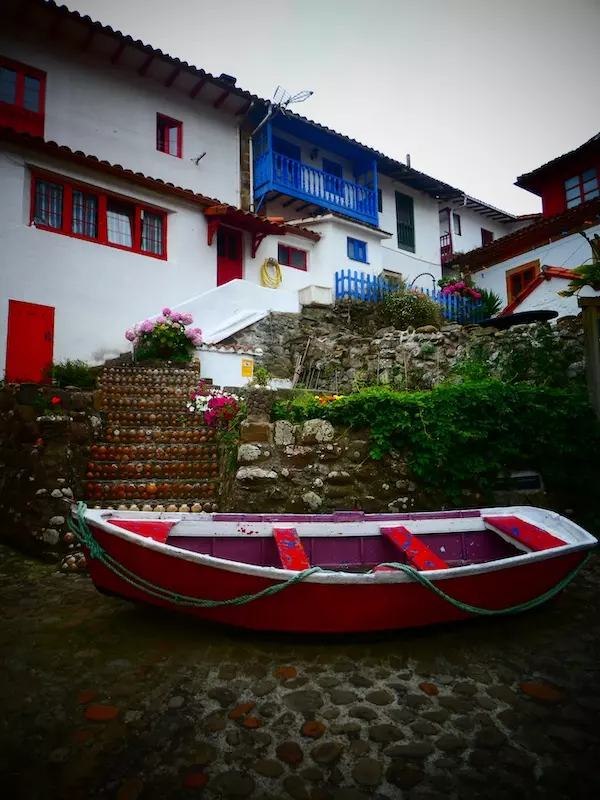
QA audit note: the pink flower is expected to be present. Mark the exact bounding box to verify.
[170,311,182,323]
[172,322,181,329]
[156,315,167,325]
[182,313,193,325]
[455,281,465,289]
[471,291,481,299]
[125,329,136,341]
[140,319,154,333]
[162,307,172,316]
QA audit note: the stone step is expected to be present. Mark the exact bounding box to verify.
[87,460,219,480]
[103,427,217,444]
[86,478,219,503]
[104,411,204,428]
[90,443,218,461]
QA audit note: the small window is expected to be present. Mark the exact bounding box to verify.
[107,200,134,248]
[0,55,46,136]
[565,168,599,208]
[272,136,301,162]
[347,237,367,263]
[278,243,307,270]
[141,210,164,255]
[157,114,182,158]
[34,178,63,230]
[377,188,383,213]
[481,228,494,246]
[453,212,461,236]
[395,192,415,252]
[506,261,539,302]
[72,189,98,238]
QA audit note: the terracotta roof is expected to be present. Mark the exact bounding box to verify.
[0,126,319,241]
[516,132,600,194]
[500,267,581,316]
[450,195,600,272]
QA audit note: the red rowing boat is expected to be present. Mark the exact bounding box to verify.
[73,505,596,633]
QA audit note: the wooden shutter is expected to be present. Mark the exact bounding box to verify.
[395,192,415,252]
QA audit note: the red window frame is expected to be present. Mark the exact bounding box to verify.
[481,228,494,246]
[0,54,46,137]
[30,170,167,260]
[564,168,599,208]
[277,242,307,270]
[506,260,539,303]
[156,113,183,158]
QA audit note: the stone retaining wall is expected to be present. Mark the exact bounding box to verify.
[0,384,102,567]
[224,305,584,391]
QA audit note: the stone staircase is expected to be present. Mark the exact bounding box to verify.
[86,364,220,511]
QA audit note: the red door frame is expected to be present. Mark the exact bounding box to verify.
[216,226,243,286]
[5,299,55,383]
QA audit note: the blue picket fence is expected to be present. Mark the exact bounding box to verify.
[334,270,484,324]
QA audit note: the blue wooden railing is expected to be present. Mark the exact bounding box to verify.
[254,152,378,225]
[335,270,485,323]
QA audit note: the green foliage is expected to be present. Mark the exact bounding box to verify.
[450,342,493,383]
[479,289,502,318]
[252,366,272,387]
[273,382,600,504]
[558,235,600,297]
[49,359,97,388]
[382,290,442,330]
[136,322,193,362]
[419,342,436,357]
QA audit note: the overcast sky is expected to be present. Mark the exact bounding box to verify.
[71,0,600,215]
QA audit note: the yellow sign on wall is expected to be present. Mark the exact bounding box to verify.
[241,358,254,377]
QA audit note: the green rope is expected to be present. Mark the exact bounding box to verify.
[69,502,589,614]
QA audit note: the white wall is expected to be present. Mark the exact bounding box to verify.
[440,202,513,255]
[0,24,241,205]
[472,224,600,316]
[378,174,442,286]
[0,145,220,369]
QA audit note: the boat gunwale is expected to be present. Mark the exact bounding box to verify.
[80,506,597,587]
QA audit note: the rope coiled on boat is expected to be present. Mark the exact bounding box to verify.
[68,502,590,614]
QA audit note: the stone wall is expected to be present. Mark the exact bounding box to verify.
[224,304,584,392]
[0,384,102,568]
[225,418,549,515]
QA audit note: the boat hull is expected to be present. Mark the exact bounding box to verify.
[84,523,587,633]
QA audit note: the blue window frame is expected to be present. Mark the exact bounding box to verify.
[347,237,367,263]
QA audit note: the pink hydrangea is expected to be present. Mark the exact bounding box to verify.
[156,315,167,325]
[170,311,182,323]
[181,313,193,325]
[125,329,136,342]
[455,281,465,290]
[471,291,481,299]
[162,307,172,316]
[140,319,154,333]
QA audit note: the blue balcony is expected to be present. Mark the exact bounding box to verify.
[253,122,379,227]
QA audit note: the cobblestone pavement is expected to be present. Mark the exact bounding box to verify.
[1,544,599,800]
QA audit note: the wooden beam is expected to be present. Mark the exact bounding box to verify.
[110,42,126,65]
[295,203,311,212]
[81,28,95,52]
[282,197,297,208]
[213,90,229,109]
[189,78,206,99]
[138,54,154,76]
[165,66,181,88]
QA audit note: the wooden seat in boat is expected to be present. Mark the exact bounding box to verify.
[273,527,311,570]
[380,526,449,571]
[483,516,566,551]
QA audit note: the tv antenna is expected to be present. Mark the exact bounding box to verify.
[252,85,313,136]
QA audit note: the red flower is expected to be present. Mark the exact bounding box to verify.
[51,396,61,405]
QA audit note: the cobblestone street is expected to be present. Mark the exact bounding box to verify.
[1,544,599,800]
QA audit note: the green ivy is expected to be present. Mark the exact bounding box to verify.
[273,382,600,505]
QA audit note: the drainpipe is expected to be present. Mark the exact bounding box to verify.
[447,206,453,262]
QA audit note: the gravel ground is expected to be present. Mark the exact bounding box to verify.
[0,544,599,799]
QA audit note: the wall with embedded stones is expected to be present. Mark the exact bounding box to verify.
[223,305,585,392]
[0,384,102,568]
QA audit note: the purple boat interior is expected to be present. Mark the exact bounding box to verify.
[168,530,521,570]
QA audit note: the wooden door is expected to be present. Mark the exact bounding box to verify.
[216,227,243,286]
[5,300,55,383]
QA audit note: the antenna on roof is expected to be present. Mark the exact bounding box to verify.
[252,85,313,136]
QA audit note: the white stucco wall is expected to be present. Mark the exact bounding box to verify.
[471,224,600,316]
[378,174,442,286]
[439,203,514,256]
[0,24,241,205]
[0,145,220,370]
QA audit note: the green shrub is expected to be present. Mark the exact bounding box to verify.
[49,360,97,388]
[479,289,502,318]
[382,290,442,330]
[273,382,600,506]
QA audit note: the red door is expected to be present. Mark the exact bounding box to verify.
[5,300,55,383]
[216,227,243,286]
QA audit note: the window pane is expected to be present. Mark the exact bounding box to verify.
[583,177,598,192]
[277,244,289,264]
[585,187,600,201]
[23,75,40,112]
[34,178,63,229]
[141,210,164,255]
[72,190,98,238]
[567,196,581,208]
[453,213,461,235]
[395,192,415,251]
[582,168,596,182]
[565,186,581,201]
[564,176,579,190]
[290,248,306,268]
[0,66,17,104]
[107,201,133,247]
[168,124,178,155]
